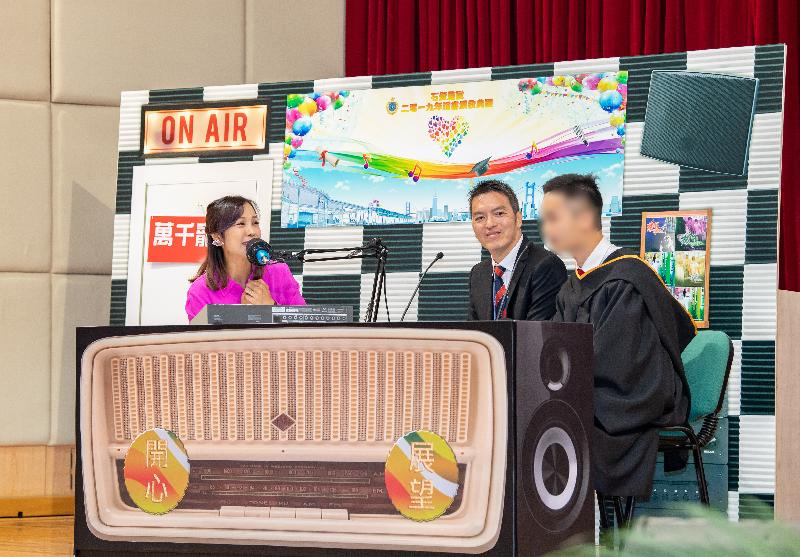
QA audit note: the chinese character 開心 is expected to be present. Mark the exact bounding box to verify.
[146,439,168,468]
[145,472,168,503]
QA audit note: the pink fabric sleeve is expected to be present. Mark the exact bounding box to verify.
[268,263,306,306]
[185,278,213,322]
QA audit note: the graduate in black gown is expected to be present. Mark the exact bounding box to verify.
[539,173,696,499]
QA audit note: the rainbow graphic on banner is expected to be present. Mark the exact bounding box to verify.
[385,430,460,522]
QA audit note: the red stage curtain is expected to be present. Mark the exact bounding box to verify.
[345,0,800,291]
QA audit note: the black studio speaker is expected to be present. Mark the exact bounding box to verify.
[641,70,759,176]
[514,321,595,555]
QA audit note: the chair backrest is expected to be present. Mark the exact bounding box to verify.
[681,330,734,422]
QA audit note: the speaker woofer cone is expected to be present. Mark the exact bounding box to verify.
[533,426,577,511]
[539,338,571,392]
[522,401,590,533]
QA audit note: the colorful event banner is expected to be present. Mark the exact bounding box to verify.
[641,210,712,328]
[281,73,628,228]
[146,215,207,263]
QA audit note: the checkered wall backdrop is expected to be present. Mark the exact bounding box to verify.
[111,45,785,520]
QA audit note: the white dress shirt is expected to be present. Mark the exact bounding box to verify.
[491,235,524,287]
[578,236,619,273]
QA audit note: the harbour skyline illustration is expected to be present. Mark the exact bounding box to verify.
[281,151,624,228]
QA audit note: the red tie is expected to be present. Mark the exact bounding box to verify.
[576,268,585,277]
[493,265,508,319]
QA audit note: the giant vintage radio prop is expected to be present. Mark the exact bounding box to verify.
[76,321,594,556]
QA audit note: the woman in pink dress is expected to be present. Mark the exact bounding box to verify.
[185,196,305,321]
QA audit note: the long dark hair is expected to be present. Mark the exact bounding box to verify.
[190,196,263,290]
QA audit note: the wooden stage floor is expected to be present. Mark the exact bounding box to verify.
[0,516,73,556]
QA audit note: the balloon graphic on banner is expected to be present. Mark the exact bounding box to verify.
[582,74,600,90]
[291,136,303,148]
[286,107,301,127]
[298,97,318,117]
[599,90,624,112]
[292,116,313,136]
[287,94,303,108]
[316,94,332,111]
[597,76,618,92]
[609,111,625,127]
[617,70,629,84]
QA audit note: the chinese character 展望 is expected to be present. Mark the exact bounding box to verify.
[195,222,207,247]
[174,222,195,247]
[146,439,168,468]
[409,478,434,510]
[410,441,435,473]
[145,472,168,503]
[153,222,175,246]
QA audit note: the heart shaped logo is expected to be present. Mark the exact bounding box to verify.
[428,115,469,157]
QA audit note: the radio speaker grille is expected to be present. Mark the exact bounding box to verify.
[110,349,472,443]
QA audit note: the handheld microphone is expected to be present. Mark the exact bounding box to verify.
[400,252,444,322]
[245,238,273,266]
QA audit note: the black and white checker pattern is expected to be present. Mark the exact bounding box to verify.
[110,44,785,520]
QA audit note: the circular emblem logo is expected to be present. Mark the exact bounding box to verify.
[124,428,190,515]
[386,97,399,115]
[384,430,459,522]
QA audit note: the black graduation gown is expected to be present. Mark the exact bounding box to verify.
[552,248,696,498]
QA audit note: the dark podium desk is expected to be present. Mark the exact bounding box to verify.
[75,321,593,557]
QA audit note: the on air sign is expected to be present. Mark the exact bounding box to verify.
[147,216,207,263]
[142,103,268,156]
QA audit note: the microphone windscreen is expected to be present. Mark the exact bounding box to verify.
[245,238,271,266]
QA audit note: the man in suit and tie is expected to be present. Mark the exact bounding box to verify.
[468,180,567,321]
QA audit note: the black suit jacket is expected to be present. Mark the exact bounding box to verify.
[468,237,567,321]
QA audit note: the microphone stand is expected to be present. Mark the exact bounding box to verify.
[400,252,443,322]
[278,238,389,323]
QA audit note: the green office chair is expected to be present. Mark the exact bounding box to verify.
[658,329,734,505]
[600,330,734,534]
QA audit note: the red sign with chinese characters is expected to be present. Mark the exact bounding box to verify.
[147,216,207,263]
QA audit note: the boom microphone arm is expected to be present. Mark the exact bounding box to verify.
[281,238,389,323]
